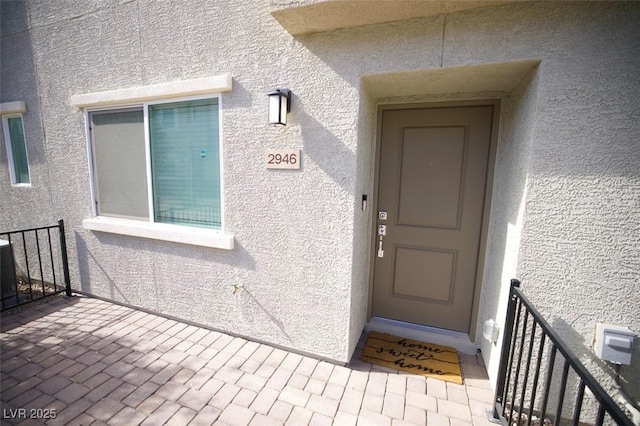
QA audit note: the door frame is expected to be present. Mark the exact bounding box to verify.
[367,99,502,342]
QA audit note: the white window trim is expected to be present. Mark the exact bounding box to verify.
[71,74,232,109]
[0,101,27,115]
[2,112,31,187]
[82,216,234,250]
[80,83,233,250]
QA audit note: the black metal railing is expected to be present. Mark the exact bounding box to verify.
[491,279,633,426]
[0,219,71,311]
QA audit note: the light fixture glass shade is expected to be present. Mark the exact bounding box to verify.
[268,89,290,126]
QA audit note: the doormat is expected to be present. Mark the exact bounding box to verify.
[361,331,463,384]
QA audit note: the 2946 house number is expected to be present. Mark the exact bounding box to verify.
[266,149,301,170]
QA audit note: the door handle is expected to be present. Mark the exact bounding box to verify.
[377,225,386,258]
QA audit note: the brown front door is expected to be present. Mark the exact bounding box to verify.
[373,106,493,333]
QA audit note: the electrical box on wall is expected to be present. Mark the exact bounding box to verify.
[593,323,636,365]
[483,319,500,343]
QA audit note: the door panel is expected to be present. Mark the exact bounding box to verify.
[392,247,455,302]
[398,127,465,228]
[373,106,492,333]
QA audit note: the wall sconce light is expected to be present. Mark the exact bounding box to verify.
[268,89,291,126]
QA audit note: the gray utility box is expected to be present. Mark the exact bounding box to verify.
[594,323,636,365]
[0,239,17,299]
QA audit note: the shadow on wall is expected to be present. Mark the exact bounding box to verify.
[295,16,444,90]
[0,1,48,168]
[0,1,56,228]
[473,63,540,383]
[221,79,253,111]
[551,317,640,415]
[74,231,257,312]
[296,96,356,195]
[237,286,292,342]
[87,230,256,269]
[1,2,37,134]
[75,232,131,306]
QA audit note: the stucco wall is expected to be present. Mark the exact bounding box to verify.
[475,65,539,383]
[1,0,359,363]
[1,1,639,402]
[0,3,55,228]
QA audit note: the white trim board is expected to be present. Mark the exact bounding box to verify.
[70,74,232,109]
[83,217,234,250]
[0,101,27,115]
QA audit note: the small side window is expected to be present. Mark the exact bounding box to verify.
[2,114,30,185]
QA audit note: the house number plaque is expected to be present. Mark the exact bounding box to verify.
[266,149,300,170]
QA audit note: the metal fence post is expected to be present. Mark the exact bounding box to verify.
[58,219,72,297]
[489,278,521,423]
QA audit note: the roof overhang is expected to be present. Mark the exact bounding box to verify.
[270,0,530,36]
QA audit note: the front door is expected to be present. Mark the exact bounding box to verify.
[373,106,493,333]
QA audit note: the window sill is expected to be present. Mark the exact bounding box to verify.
[83,217,234,250]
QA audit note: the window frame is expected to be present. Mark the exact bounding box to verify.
[145,95,224,230]
[2,113,31,187]
[88,106,148,221]
[83,94,231,248]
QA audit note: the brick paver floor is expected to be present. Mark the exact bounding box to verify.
[1,295,496,425]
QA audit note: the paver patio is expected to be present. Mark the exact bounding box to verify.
[1,295,496,425]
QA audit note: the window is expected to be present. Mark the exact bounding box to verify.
[88,96,222,230]
[2,114,30,185]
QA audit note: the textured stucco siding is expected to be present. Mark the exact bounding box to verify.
[475,66,539,384]
[446,1,640,403]
[1,1,639,400]
[0,8,52,228]
[1,0,359,362]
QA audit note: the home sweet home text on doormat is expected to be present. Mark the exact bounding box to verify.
[361,331,463,384]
